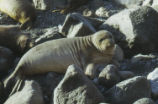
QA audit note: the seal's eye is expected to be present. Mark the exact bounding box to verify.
[99,37,106,43]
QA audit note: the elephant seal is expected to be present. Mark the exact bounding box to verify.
[0,25,34,55]
[53,0,89,14]
[0,0,36,29]
[4,30,115,94]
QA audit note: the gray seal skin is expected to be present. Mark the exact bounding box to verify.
[0,25,34,55]
[0,0,36,29]
[4,30,115,92]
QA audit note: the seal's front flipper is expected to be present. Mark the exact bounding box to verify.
[84,63,97,79]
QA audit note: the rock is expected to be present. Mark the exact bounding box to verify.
[89,0,105,10]
[33,0,53,10]
[35,27,63,44]
[4,80,44,104]
[0,46,14,79]
[95,7,109,18]
[84,17,104,30]
[113,44,124,61]
[142,0,153,6]
[53,65,104,104]
[153,0,158,6]
[131,54,156,63]
[83,9,94,17]
[147,68,158,99]
[104,76,151,104]
[59,13,96,38]
[112,0,144,8]
[98,64,120,88]
[31,72,63,104]
[153,5,158,12]
[122,54,158,76]
[100,6,158,57]
[133,98,155,104]
[118,71,135,80]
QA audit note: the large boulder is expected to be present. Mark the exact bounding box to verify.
[53,65,104,104]
[104,76,151,104]
[100,6,158,57]
[133,98,155,104]
[4,80,44,104]
[59,13,96,38]
[33,0,53,10]
[111,0,144,8]
[147,68,158,99]
[98,64,120,88]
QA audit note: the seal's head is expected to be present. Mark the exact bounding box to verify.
[92,30,115,54]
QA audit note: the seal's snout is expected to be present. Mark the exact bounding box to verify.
[106,39,115,49]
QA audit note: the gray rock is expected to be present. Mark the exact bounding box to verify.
[100,6,158,57]
[131,54,156,63]
[118,71,134,80]
[112,0,144,8]
[35,27,63,44]
[28,72,63,104]
[153,5,158,12]
[153,0,158,6]
[0,46,14,79]
[59,13,96,38]
[95,7,110,18]
[144,0,158,6]
[33,0,53,10]
[147,68,158,99]
[133,98,155,104]
[104,76,151,104]
[54,65,104,104]
[4,80,44,104]
[113,44,124,61]
[98,64,120,88]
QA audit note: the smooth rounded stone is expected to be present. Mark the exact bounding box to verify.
[0,46,14,78]
[153,0,158,6]
[100,6,158,57]
[112,0,144,8]
[118,71,135,80]
[59,13,96,38]
[147,68,158,99]
[104,76,151,104]
[4,80,44,104]
[53,65,104,104]
[113,44,124,61]
[83,8,94,17]
[147,68,158,81]
[131,54,156,63]
[95,7,109,18]
[133,98,155,104]
[142,0,153,6]
[33,0,53,10]
[153,5,158,12]
[98,64,120,88]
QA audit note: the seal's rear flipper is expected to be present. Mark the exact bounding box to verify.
[9,76,25,96]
